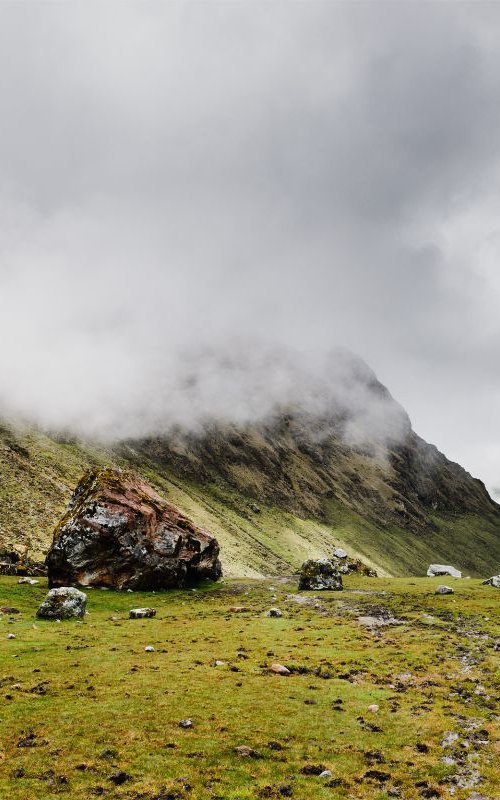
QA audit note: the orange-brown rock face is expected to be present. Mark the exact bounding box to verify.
[46,468,222,590]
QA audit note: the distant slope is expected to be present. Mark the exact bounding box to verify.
[1,412,499,577]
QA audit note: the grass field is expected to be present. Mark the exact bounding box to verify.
[0,575,498,799]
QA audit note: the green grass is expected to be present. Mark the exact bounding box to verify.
[0,575,498,799]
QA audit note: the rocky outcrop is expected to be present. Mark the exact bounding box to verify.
[298,558,343,591]
[46,468,222,590]
[427,564,462,578]
[37,587,87,619]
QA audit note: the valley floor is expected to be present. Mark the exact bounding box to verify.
[0,576,498,800]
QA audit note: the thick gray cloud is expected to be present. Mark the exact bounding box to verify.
[1,2,500,492]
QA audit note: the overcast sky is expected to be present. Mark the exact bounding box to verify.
[1,2,500,494]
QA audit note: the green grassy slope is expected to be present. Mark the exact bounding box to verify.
[0,575,498,799]
[1,420,499,577]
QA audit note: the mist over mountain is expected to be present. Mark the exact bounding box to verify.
[1,3,500,492]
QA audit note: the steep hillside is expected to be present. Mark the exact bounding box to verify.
[1,406,499,577]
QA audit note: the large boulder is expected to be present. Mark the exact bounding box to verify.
[46,468,222,590]
[298,559,343,591]
[427,564,462,578]
[37,587,87,619]
[482,575,500,588]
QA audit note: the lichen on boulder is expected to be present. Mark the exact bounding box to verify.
[46,467,222,590]
[37,587,87,619]
[298,558,343,591]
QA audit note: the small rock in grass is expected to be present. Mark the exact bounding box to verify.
[7,634,16,639]
[213,660,225,667]
[367,704,379,713]
[270,663,290,675]
[266,608,283,617]
[129,608,156,619]
[482,575,500,588]
[179,719,193,728]
[435,585,454,595]
[332,548,348,559]
[319,770,332,778]
[18,578,39,585]
[235,745,261,758]
[144,645,155,652]
[36,587,87,620]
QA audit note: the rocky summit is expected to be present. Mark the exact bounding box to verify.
[46,468,222,590]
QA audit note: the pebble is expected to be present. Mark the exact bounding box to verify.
[266,608,283,618]
[367,704,379,713]
[213,660,225,667]
[235,745,260,757]
[144,645,155,652]
[7,634,16,640]
[270,663,290,675]
[435,585,454,595]
[319,770,332,778]
[179,718,193,728]
[129,608,156,619]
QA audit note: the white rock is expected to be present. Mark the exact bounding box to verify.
[333,548,348,559]
[427,564,462,578]
[482,575,500,588]
[7,633,16,639]
[144,645,155,652]
[319,770,332,778]
[435,585,454,595]
[367,704,379,713]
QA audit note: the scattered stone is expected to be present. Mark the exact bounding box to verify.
[319,770,332,778]
[213,660,225,667]
[144,645,155,652]
[358,615,403,629]
[18,578,39,585]
[367,704,379,713]
[36,587,87,620]
[435,585,454,595]
[482,575,500,588]
[46,467,222,590]
[129,608,156,619]
[266,608,283,617]
[7,633,16,639]
[179,719,193,728]
[270,663,291,675]
[441,732,459,748]
[298,559,343,591]
[332,548,348,559]
[427,564,462,578]
[235,745,261,757]
[250,504,261,514]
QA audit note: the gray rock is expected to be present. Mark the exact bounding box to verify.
[427,564,462,578]
[319,770,332,778]
[179,718,193,728]
[435,585,454,594]
[298,559,343,591]
[482,575,500,588]
[266,608,283,617]
[144,645,155,652]
[129,608,156,619]
[36,587,87,620]
[332,547,348,559]
[18,577,39,585]
[7,633,16,639]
